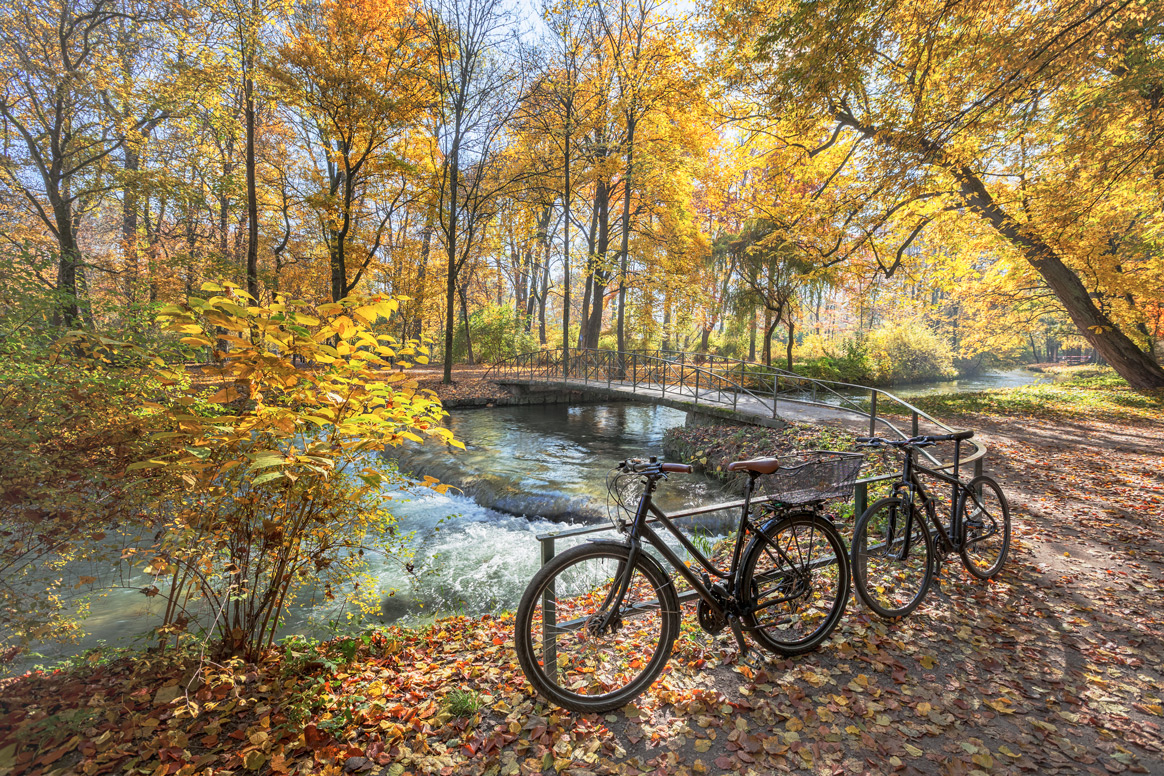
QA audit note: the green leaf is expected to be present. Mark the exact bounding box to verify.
[251,471,286,486]
[126,459,167,471]
[248,452,286,470]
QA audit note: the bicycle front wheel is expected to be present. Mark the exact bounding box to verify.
[740,512,850,655]
[514,541,679,713]
[851,497,934,619]
[958,475,1011,579]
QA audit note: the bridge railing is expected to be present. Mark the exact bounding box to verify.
[484,347,974,471]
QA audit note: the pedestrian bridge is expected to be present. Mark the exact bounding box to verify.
[483,347,986,476]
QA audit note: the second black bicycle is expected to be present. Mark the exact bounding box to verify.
[850,431,1011,620]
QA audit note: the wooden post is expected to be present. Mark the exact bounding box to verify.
[911,410,919,437]
[869,390,878,436]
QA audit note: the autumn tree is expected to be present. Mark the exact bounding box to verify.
[423,0,527,382]
[712,0,1164,390]
[0,0,172,326]
[274,0,429,304]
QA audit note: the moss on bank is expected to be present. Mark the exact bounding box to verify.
[662,422,861,492]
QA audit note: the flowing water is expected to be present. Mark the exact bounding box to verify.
[21,404,730,669]
[365,403,737,622]
[880,368,1051,398]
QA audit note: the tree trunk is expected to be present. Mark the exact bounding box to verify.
[53,198,83,327]
[413,217,433,341]
[951,164,1164,390]
[786,319,794,372]
[841,114,1164,391]
[585,177,611,349]
[662,288,671,352]
[459,284,474,365]
[513,235,528,321]
[762,308,777,366]
[562,114,571,373]
[442,137,461,384]
[122,147,140,306]
[578,274,593,349]
[749,309,757,362]
[538,257,549,345]
[243,6,260,302]
[615,118,635,358]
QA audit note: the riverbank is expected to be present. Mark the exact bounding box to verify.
[3,375,1163,776]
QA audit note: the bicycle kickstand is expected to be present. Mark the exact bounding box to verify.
[728,617,750,658]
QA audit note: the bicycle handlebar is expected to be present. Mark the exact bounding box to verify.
[856,430,974,449]
[619,458,693,474]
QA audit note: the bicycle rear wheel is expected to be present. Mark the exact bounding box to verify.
[514,541,679,713]
[851,497,934,619]
[958,475,1011,579]
[740,511,850,655]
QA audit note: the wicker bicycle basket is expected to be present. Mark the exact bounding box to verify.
[755,450,864,505]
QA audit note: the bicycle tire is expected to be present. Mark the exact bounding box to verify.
[740,511,850,655]
[958,475,1011,580]
[851,497,934,619]
[514,541,680,713]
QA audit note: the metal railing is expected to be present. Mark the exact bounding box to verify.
[482,346,987,568]
[485,348,968,455]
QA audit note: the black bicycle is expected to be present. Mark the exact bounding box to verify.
[850,431,1010,620]
[514,451,862,713]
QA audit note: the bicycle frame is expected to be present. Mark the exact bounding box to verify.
[891,443,969,557]
[602,470,819,639]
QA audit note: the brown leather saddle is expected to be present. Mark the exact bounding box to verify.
[725,457,781,474]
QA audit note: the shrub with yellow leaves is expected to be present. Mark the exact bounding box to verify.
[133,282,458,660]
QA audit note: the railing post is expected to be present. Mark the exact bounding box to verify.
[911,410,919,437]
[772,375,779,418]
[607,352,612,388]
[541,535,556,681]
[853,482,868,580]
[694,367,700,406]
[869,390,878,436]
[632,354,637,393]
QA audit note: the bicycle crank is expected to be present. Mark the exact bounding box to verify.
[697,600,727,634]
[585,611,622,637]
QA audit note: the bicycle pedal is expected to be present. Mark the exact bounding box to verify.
[728,617,749,658]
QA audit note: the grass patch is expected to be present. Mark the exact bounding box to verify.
[444,688,483,717]
[907,367,1164,423]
